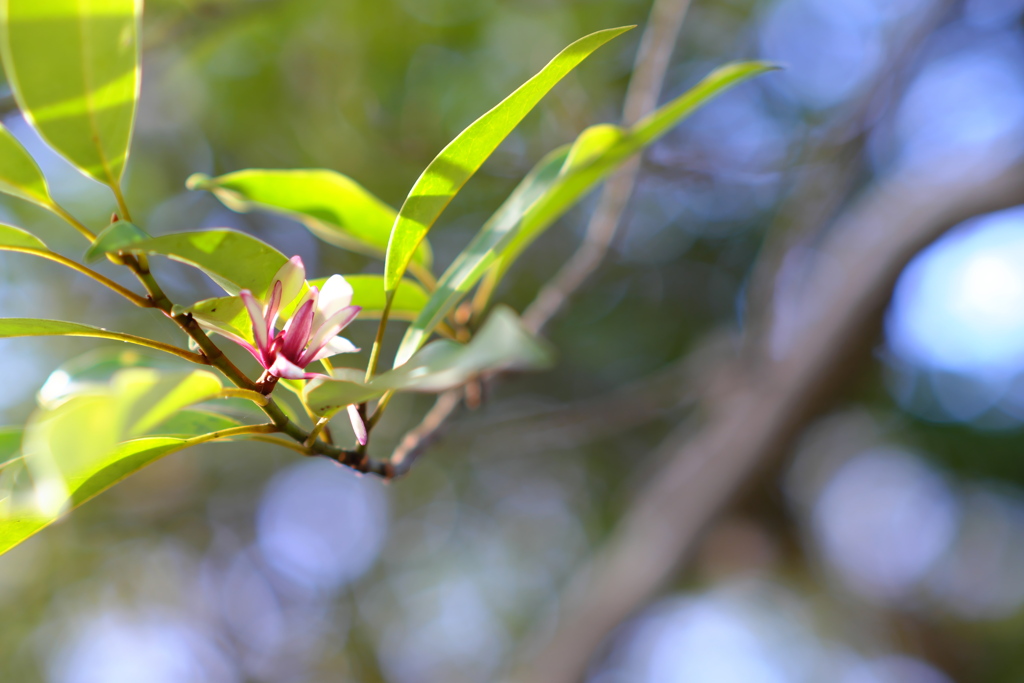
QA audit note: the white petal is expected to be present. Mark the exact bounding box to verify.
[313,274,354,329]
[240,290,269,351]
[309,335,360,362]
[272,256,306,307]
[268,354,310,380]
[305,305,361,360]
[347,404,367,445]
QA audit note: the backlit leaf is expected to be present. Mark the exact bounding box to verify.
[187,169,434,274]
[304,306,553,416]
[84,219,149,262]
[0,318,187,356]
[130,229,288,297]
[0,0,141,186]
[0,222,47,251]
[309,275,429,322]
[394,146,569,366]
[0,368,253,555]
[383,26,632,294]
[0,123,51,207]
[485,61,776,290]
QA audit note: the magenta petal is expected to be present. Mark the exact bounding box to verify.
[281,298,315,361]
[347,404,367,445]
[194,320,266,367]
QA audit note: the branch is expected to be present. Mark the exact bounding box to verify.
[507,157,1024,683]
[0,246,153,307]
[742,0,956,342]
[379,0,695,476]
[522,0,693,333]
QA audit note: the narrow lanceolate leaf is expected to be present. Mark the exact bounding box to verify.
[0,0,141,187]
[0,368,254,556]
[394,146,569,366]
[187,170,434,274]
[0,123,51,207]
[304,306,553,416]
[0,223,47,251]
[383,26,632,295]
[0,427,21,468]
[484,61,776,290]
[395,64,775,360]
[37,346,180,407]
[130,230,289,297]
[0,318,187,358]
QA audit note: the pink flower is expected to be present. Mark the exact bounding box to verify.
[195,256,367,444]
[243,258,361,378]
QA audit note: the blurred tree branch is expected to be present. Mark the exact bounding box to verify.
[743,0,956,344]
[507,158,1024,682]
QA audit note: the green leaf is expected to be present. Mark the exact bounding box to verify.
[0,317,182,353]
[0,437,183,555]
[187,169,434,273]
[394,145,570,366]
[0,368,250,555]
[0,123,51,207]
[130,229,289,297]
[309,275,429,322]
[83,220,150,262]
[485,61,776,289]
[0,427,22,468]
[179,295,253,344]
[395,59,771,362]
[304,306,553,416]
[38,346,181,407]
[382,26,632,294]
[0,0,141,187]
[152,409,241,438]
[0,222,47,251]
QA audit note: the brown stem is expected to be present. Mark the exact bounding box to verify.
[121,252,395,475]
[0,246,153,307]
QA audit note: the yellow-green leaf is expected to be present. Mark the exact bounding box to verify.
[130,229,289,297]
[485,61,777,290]
[187,169,434,275]
[0,222,47,251]
[0,368,250,556]
[0,122,51,207]
[0,0,142,187]
[382,26,632,295]
[305,306,553,417]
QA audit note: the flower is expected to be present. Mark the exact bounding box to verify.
[194,256,367,444]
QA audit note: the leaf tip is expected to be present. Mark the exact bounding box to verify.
[185,173,212,191]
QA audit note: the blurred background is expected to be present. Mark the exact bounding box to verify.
[2,0,1024,680]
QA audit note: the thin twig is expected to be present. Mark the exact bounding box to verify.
[388,389,463,478]
[742,0,956,346]
[379,0,695,474]
[522,0,693,333]
[0,246,153,307]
